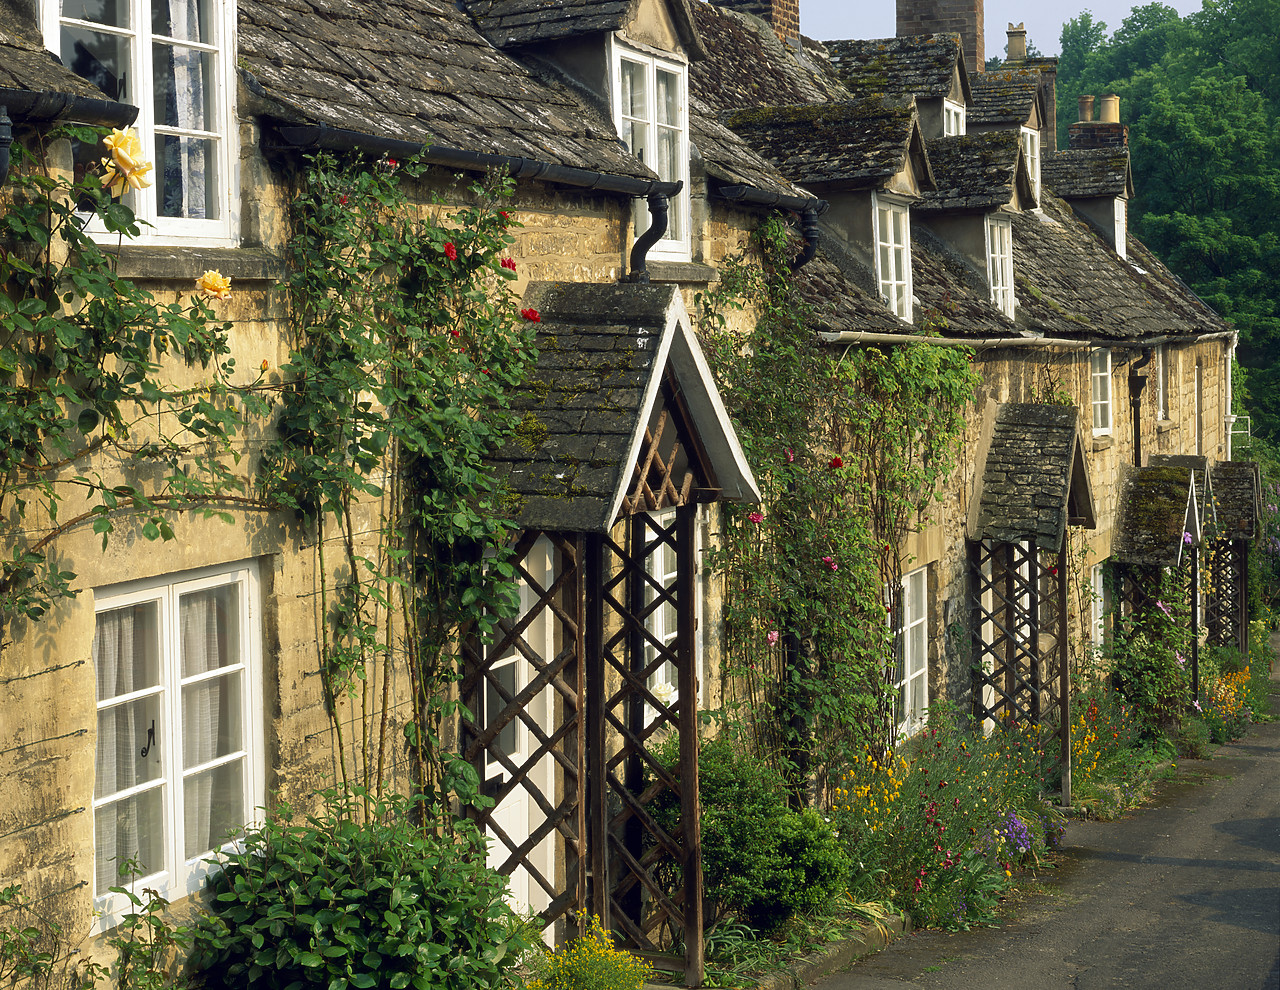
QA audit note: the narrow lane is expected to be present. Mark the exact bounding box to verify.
[815,668,1280,990]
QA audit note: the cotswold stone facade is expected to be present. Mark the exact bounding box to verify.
[0,0,1238,976]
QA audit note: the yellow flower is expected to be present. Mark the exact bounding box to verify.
[196,270,232,300]
[100,127,153,197]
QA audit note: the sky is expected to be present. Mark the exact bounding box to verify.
[800,0,1205,55]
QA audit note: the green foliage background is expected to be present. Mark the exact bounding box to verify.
[1053,0,1280,436]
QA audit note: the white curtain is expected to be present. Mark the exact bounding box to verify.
[181,591,221,858]
[158,0,209,218]
[93,608,138,894]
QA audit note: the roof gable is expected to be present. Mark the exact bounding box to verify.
[488,282,759,533]
[463,0,706,58]
[725,96,935,192]
[826,33,971,106]
[970,403,1096,551]
[916,130,1033,213]
[968,68,1040,128]
[1113,463,1201,567]
[1043,148,1134,201]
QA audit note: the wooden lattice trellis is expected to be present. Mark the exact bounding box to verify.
[459,531,587,931]
[969,538,1071,799]
[1207,538,1249,655]
[1115,553,1202,695]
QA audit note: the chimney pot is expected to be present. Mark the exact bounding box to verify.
[1100,94,1120,123]
[1006,22,1027,61]
[1078,94,1095,122]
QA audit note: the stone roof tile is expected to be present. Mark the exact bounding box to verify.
[826,33,967,103]
[0,0,121,101]
[917,130,1022,212]
[1113,464,1197,566]
[1210,462,1261,540]
[239,0,651,179]
[1043,148,1132,199]
[968,68,1037,126]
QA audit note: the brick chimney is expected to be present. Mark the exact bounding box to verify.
[1006,21,1026,61]
[1069,94,1128,149]
[897,0,984,73]
[714,0,800,43]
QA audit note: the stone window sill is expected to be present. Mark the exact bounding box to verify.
[645,260,718,284]
[1156,419,1176,433]
[109,245,286,283]
[1092,434,1114,452]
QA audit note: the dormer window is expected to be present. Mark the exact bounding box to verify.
[944,99,966,137]
[873,194,913,321]
[1114,199,1128,260]
[986,215,1015,318]
[611,40,690,260]
[1020,126,1040,202]
[42,0,239,246]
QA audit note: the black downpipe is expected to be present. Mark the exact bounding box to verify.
[623,193,669,284]
[1129,346,1152,467]
[790,205,821,272]
[0,107,11,187]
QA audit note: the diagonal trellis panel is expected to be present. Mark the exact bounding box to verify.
[459,531,587,931]
[1207,538,1249,655]
[586,507,703,984]
[969,538,1071,797]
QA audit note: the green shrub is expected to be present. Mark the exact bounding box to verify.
[657,739,850,933]
[527,916,650,990]
[1109,625,1191,734]
[1174,715,1212,759]
[191,789,535,990]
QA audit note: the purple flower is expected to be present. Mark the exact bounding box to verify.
[1156,600,1172,617]
[1183,531,1194,545]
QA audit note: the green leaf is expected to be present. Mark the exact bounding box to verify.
[76,408,100,434]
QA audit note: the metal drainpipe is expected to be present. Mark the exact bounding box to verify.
[623,193,669,284]
[0,107,11,186]
[790,205,821,272]
[1129,346,1153,467]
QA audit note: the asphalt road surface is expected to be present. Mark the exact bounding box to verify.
[815,667,1280,990]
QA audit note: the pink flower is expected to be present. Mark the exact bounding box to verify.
[822,555,837,572]
[766,630,779,646]
[521,308,541,322]
[1155,600,1172,617]
[748,510,764,524]
[785,448,795,464]
[1183,531,1194,545]
[829,456,843,469]
[444,242,458,261]
[501,257,517,271]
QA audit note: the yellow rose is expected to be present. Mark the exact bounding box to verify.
[195,270,232,300]
[100,127,153,197]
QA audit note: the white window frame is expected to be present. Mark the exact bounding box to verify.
[986,214,1015,318]
[943,99,966,136]
[1091,347,1112,435]
[873,193,913,322]
[41,0,240,246]
[1195,361,1204,455]
[894,566,929,739]
[1156,344,1170,421]
[1090,561,1107,649]
[91,560,263,932]
[644,507,705,722]
[1114,198,1128,260]
[609,37,691,262]
[1020,126,1040,203]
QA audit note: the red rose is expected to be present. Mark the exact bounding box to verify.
[520,307,541,322]
[444,242,458,261]
[829,456,843,468]
[501,258,517,271]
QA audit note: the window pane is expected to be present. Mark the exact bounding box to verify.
[95,602,160,701]
[180,585,240,678]
[656,69,678,127]
[153,44,216,132]
[621,60,647,120]
[97,695,165,795]
[183,760,244,859]
[63,0,130,28]
[154,133,218,219]
[62,26,131,102]
[95,787,165,894]
[152,0,213,42]
[182,673,243,769]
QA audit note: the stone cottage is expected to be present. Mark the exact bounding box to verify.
[0,0,1248,981]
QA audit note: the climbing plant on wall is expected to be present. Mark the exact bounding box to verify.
[696,217,978,792]
[265,154,537,815]
[0,125,269,630]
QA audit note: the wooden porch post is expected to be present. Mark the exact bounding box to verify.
[676,504,704,985]
[1057,539,1071,808]
[584,532,609,929]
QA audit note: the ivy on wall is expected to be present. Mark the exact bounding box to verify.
[696,218,979,793]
